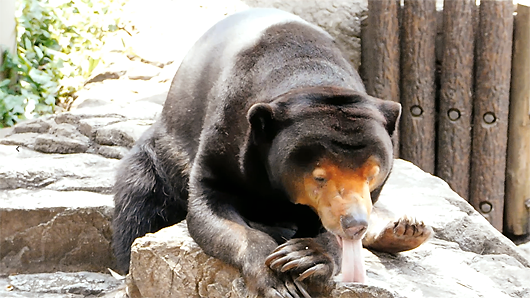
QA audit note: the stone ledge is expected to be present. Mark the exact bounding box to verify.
[129,160,530,298]
[0,189,115,274]
[130,222,401,298]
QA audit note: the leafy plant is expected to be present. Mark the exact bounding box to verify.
[0,0,126,127]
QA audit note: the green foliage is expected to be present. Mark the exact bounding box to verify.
[0,0,125,127]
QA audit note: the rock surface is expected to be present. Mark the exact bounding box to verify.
[129,160,530,298]
[0,188,115,274]
[0,272,124,298]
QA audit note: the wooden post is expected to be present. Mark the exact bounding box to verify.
[364,0,401,157]
[469,0,514,231]
[0,0,17,80]
[505,4,530,236]
[436,0,476,200]
[399,0,437,173]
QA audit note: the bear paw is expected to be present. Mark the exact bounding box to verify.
[248,265,312,298]
[365,216,433,253]
[264,238,335,297]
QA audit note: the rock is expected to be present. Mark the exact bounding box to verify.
[54,113,81,125]
[70,80,167,118]
[3,272,122,297]
[331,284,400,298]
[9,272,121,295]
[34,134,90,154]
[0,139,119,274]
[520,242,530,260]
[48,123,79,138]
[121,0,250,69]
[0,126,14,138]
[0,133,39,149]
[0,189,115,274]
[115,102,162,120]
[95,120,153,148]
[85,71,122,84]
[28,123,92,154]
[243,0,367,69]
[79,117,124,139]
[75,98,113,110]
[0,146,118,192]
[85,52,135,84]
[97,145,129,160]
[13,118,53,134]
[72,80,164,109]
[130,222,243,298]
[138,91,168,105]
[126,61,162,80]
[152,63,179,84]
[128,160,530,298]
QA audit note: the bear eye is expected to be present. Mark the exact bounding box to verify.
[312,168,327,184]
[314,176,327,183]
[366,166,380,184]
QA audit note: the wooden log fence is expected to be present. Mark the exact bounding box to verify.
[399,0,437,174]
[436,0,475,200]
[363,0,401,156]
[469,0,513,231]
[364,0,528,234]
[505,4,530,236]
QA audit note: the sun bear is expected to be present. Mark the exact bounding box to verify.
[112,8,432,298]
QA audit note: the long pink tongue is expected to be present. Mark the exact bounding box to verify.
[340,238,366,283]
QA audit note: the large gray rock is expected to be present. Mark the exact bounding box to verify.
[0,189,115,274]
[71,80,167,114]
[129,160,530,298]
[13,118,53,134]
[34,134,90,154]
[126,61,162,80]
[95,120,153,148]
[521,242,530,260]
[0,145,119,274]
[0,132,40,149]
[78,117,124,139]
[130,222,400,298]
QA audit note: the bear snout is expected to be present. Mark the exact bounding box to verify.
[340,214,368,239]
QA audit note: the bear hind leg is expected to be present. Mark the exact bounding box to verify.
[112,138,188,273]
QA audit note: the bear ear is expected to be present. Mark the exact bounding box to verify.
[378,100,401,137]
[247,103,275,142]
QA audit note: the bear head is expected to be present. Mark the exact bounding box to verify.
[247,86,401,241]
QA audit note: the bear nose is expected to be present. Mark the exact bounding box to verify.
[340,214,368,239]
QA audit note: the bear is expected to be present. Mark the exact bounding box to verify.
[112,8,432,298]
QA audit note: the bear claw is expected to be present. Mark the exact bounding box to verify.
[266,239,334,281]
[366,216,433,254]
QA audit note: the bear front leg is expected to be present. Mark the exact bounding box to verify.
[187,190,314,298]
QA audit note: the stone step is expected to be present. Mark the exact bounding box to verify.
[0,145,118,274]
[0,189,115,274]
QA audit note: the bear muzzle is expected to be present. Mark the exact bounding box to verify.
[340,213,368,240]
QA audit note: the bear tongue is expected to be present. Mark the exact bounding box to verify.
[339,237,366,283]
